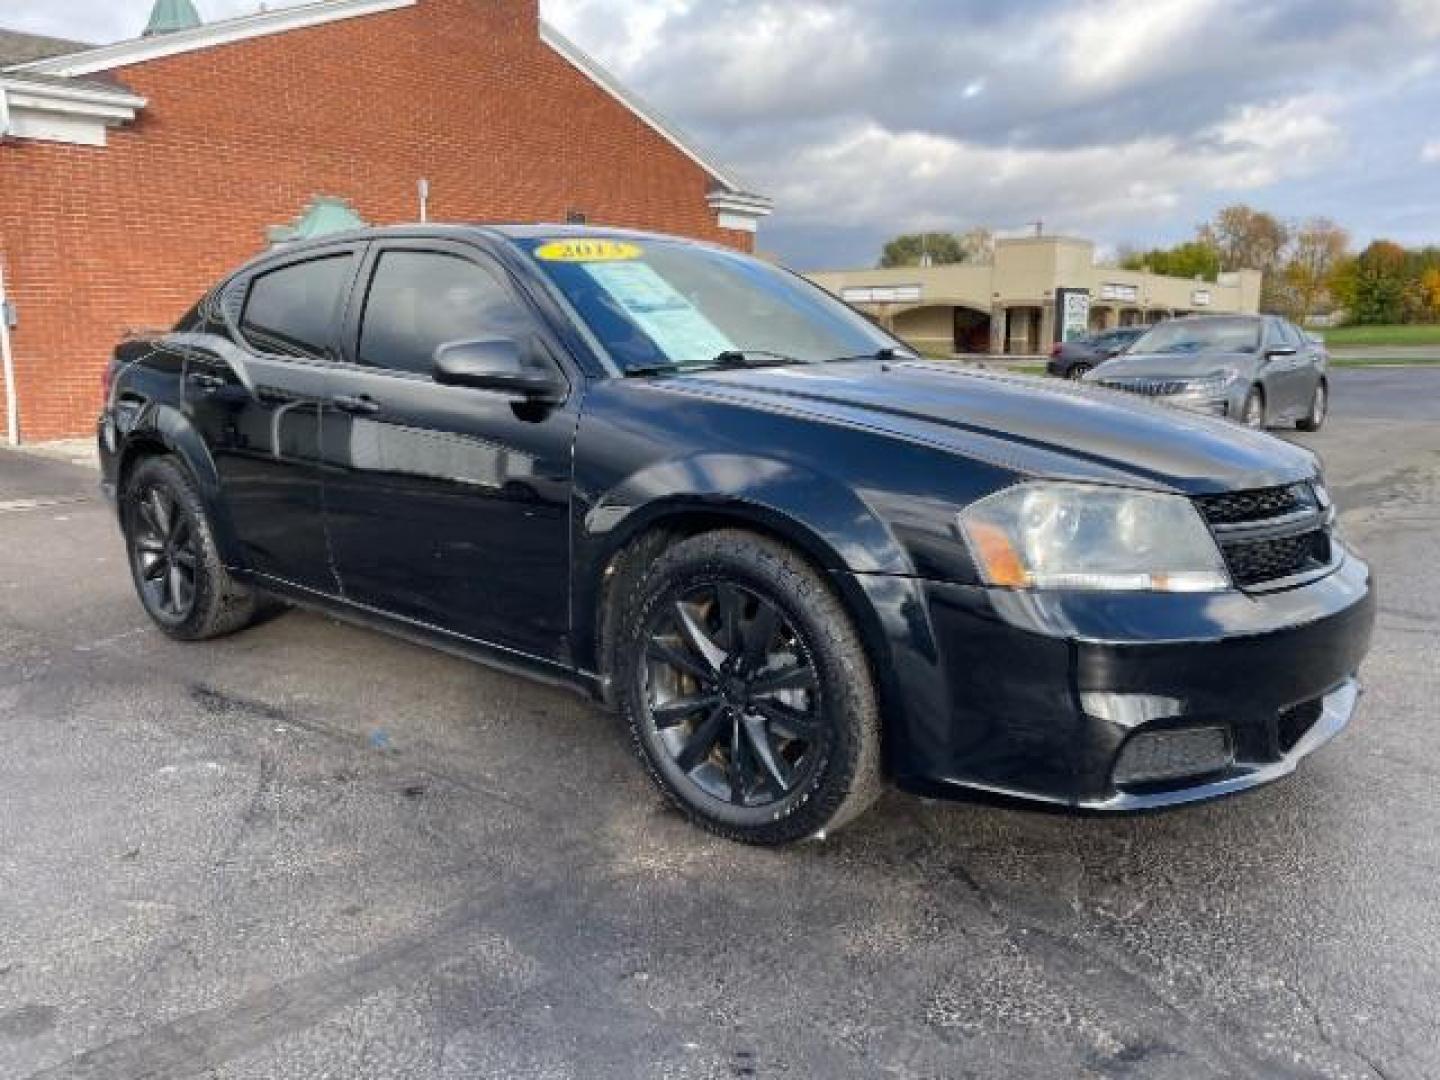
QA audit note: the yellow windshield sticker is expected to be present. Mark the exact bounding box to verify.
[535,239,644,263]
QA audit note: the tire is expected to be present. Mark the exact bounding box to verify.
[618,529,883,845]
[1068,362,1092,381]
[1296,380,1327,431]
[122,456,258,641]
[1240,387,1266,429]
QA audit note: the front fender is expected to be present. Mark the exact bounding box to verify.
[585,452,913,575]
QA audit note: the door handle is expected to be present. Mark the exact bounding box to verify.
[188,372,225,393]
[332,393,380,416]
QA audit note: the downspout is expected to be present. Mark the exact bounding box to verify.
[0,85,18,445]
[0,257,17,446]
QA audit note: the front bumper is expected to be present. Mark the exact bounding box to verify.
[873,550,1375,810]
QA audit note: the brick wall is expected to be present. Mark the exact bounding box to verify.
[0,0,754,441]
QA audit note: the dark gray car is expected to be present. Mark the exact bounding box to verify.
[1083,315,1329,430]
[1047,326,1146,379]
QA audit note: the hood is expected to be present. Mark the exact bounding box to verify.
[1089,350,1258,379]
[651,360,1315,494]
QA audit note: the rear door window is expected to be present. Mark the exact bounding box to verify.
[240,254,355,360]
[356,250,535,377]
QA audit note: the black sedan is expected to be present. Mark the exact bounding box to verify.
[98,225,1375,845]
[1047,325,1146,379]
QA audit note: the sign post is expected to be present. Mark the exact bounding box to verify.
[1055,287,1091,344]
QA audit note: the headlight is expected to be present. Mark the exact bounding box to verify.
[1178,369,1238,396]
[957,482,1230,592]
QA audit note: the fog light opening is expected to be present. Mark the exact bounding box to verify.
[1112,726,1234,788]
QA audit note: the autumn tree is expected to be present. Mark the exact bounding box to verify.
[1284,218,1349,322]
[1335,241,1410,325]
[1200,204,1290,272]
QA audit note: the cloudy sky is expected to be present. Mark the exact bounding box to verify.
[7,0,1440,268]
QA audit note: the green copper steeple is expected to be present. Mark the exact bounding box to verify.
[143,0,203,37]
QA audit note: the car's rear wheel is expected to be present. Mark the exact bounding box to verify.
[619,530,882,845]
[1296,380,1327,431]
[1241,387,1266,429]
[122,456,258,641]
[1068,362,1092,380]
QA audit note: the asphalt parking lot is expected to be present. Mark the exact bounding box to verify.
[2,368,1437,1080]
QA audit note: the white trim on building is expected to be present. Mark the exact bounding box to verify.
[7,0,417,77]
[0,77,146,146]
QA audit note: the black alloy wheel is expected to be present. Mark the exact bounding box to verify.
[641,582,823,809]
[122,456,259,641]
[130,484,199,621]
[621,530,882,845]
[1069,362,1092,380]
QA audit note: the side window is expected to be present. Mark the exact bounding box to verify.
[357,250,534,376]
[240,254,353,360]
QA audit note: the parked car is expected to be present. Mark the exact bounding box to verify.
[1047,326,1146,379]
[99,226,1374,845]
[1084,315,1329,430]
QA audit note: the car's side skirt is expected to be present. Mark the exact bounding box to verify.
[245,571,607,705]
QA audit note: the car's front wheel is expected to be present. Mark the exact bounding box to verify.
[1068,362,1092,380]
[619,530,882,845]
[122,455,258,641]
[1240,387,1266,429]
[1296,380,1327,431]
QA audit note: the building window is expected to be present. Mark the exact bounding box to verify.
[841,284,923,304]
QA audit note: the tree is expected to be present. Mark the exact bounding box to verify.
[879,232,969,268]
[1284,218,1349,323]
[1199,205,1290,272]
[957,227,995,264]
[1120,240,1221,281]
[1421,266,1440,322]
[1341,241,1409,325]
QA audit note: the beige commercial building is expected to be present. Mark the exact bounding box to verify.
[808,236,1262,356]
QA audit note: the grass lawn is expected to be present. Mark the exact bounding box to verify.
[1317,324,1440,347]
[1331,355,1440,368]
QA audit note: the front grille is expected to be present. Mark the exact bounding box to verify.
[1222,529,1331,587]
[1097,377,1190,397]
[1195,485,1306,525]
[1195,483,1334,588]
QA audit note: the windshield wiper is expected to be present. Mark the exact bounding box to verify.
[623,362,686,378]
[831,347,907,364]
[694,349,812,371]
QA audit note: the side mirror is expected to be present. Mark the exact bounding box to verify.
[433,338,564,401]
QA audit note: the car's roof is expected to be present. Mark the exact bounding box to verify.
[269,222,708,251]
[1162,314,1264,324]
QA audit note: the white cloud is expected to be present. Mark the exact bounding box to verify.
[1055,0,1228,95]
[756,94,1343,238]
[1423,139,1440,163]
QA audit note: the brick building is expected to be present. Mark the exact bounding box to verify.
[0,0,772,442]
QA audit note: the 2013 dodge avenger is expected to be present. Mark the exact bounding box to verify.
[98,226,1376,845]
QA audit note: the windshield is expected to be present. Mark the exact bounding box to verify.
[518,237,907,373]
[1133,318,1261,355]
